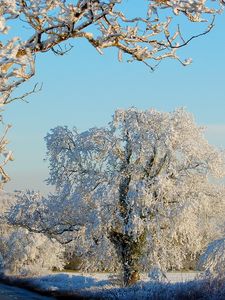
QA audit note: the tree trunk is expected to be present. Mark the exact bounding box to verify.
[109,231,145,286]
[108,171,146,286]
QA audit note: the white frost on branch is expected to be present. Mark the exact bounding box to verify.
[0,123,13,187]
[0,0,223,104]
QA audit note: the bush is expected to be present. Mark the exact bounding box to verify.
[0,228,65,275]
[198,238,225,280]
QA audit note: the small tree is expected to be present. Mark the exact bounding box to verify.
[42,108,225,286]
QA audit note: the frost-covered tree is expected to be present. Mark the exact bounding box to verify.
[42,108,225,286]
[6,108,225,285]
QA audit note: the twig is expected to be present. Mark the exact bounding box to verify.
[5,83,43,104]
[167,16,215,49]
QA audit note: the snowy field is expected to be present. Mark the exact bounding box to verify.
[27,271,199,290]
[20,271,202,299]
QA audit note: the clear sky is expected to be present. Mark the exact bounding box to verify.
[3,10,225,195]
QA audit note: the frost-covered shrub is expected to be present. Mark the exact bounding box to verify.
[0,190,65,275]
[0,228,65,275]
[198,238,225,280]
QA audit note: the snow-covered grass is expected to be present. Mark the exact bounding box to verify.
[12,271,224,300]
[25,271,199,291]
[2,271,224,299]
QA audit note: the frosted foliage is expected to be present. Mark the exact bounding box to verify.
[8,190,120,272]
[0,124,13,186]
[0,190,17,214]
[64,235,119,272]
[152,186,225,270]
[198,238,225,279]
[0,0,223,105]
[0,191,65,275]
[44,108,225,274]
[0,229,65,275]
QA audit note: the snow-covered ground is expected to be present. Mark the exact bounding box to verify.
[163,271,198,283]
[22,271,200,299]
[27,271,199,289]
[7,271,224,300]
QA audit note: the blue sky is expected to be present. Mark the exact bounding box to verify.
[3,10,225,195]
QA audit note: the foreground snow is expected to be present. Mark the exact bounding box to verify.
[0,283,54,300]
[5,271,225,299]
